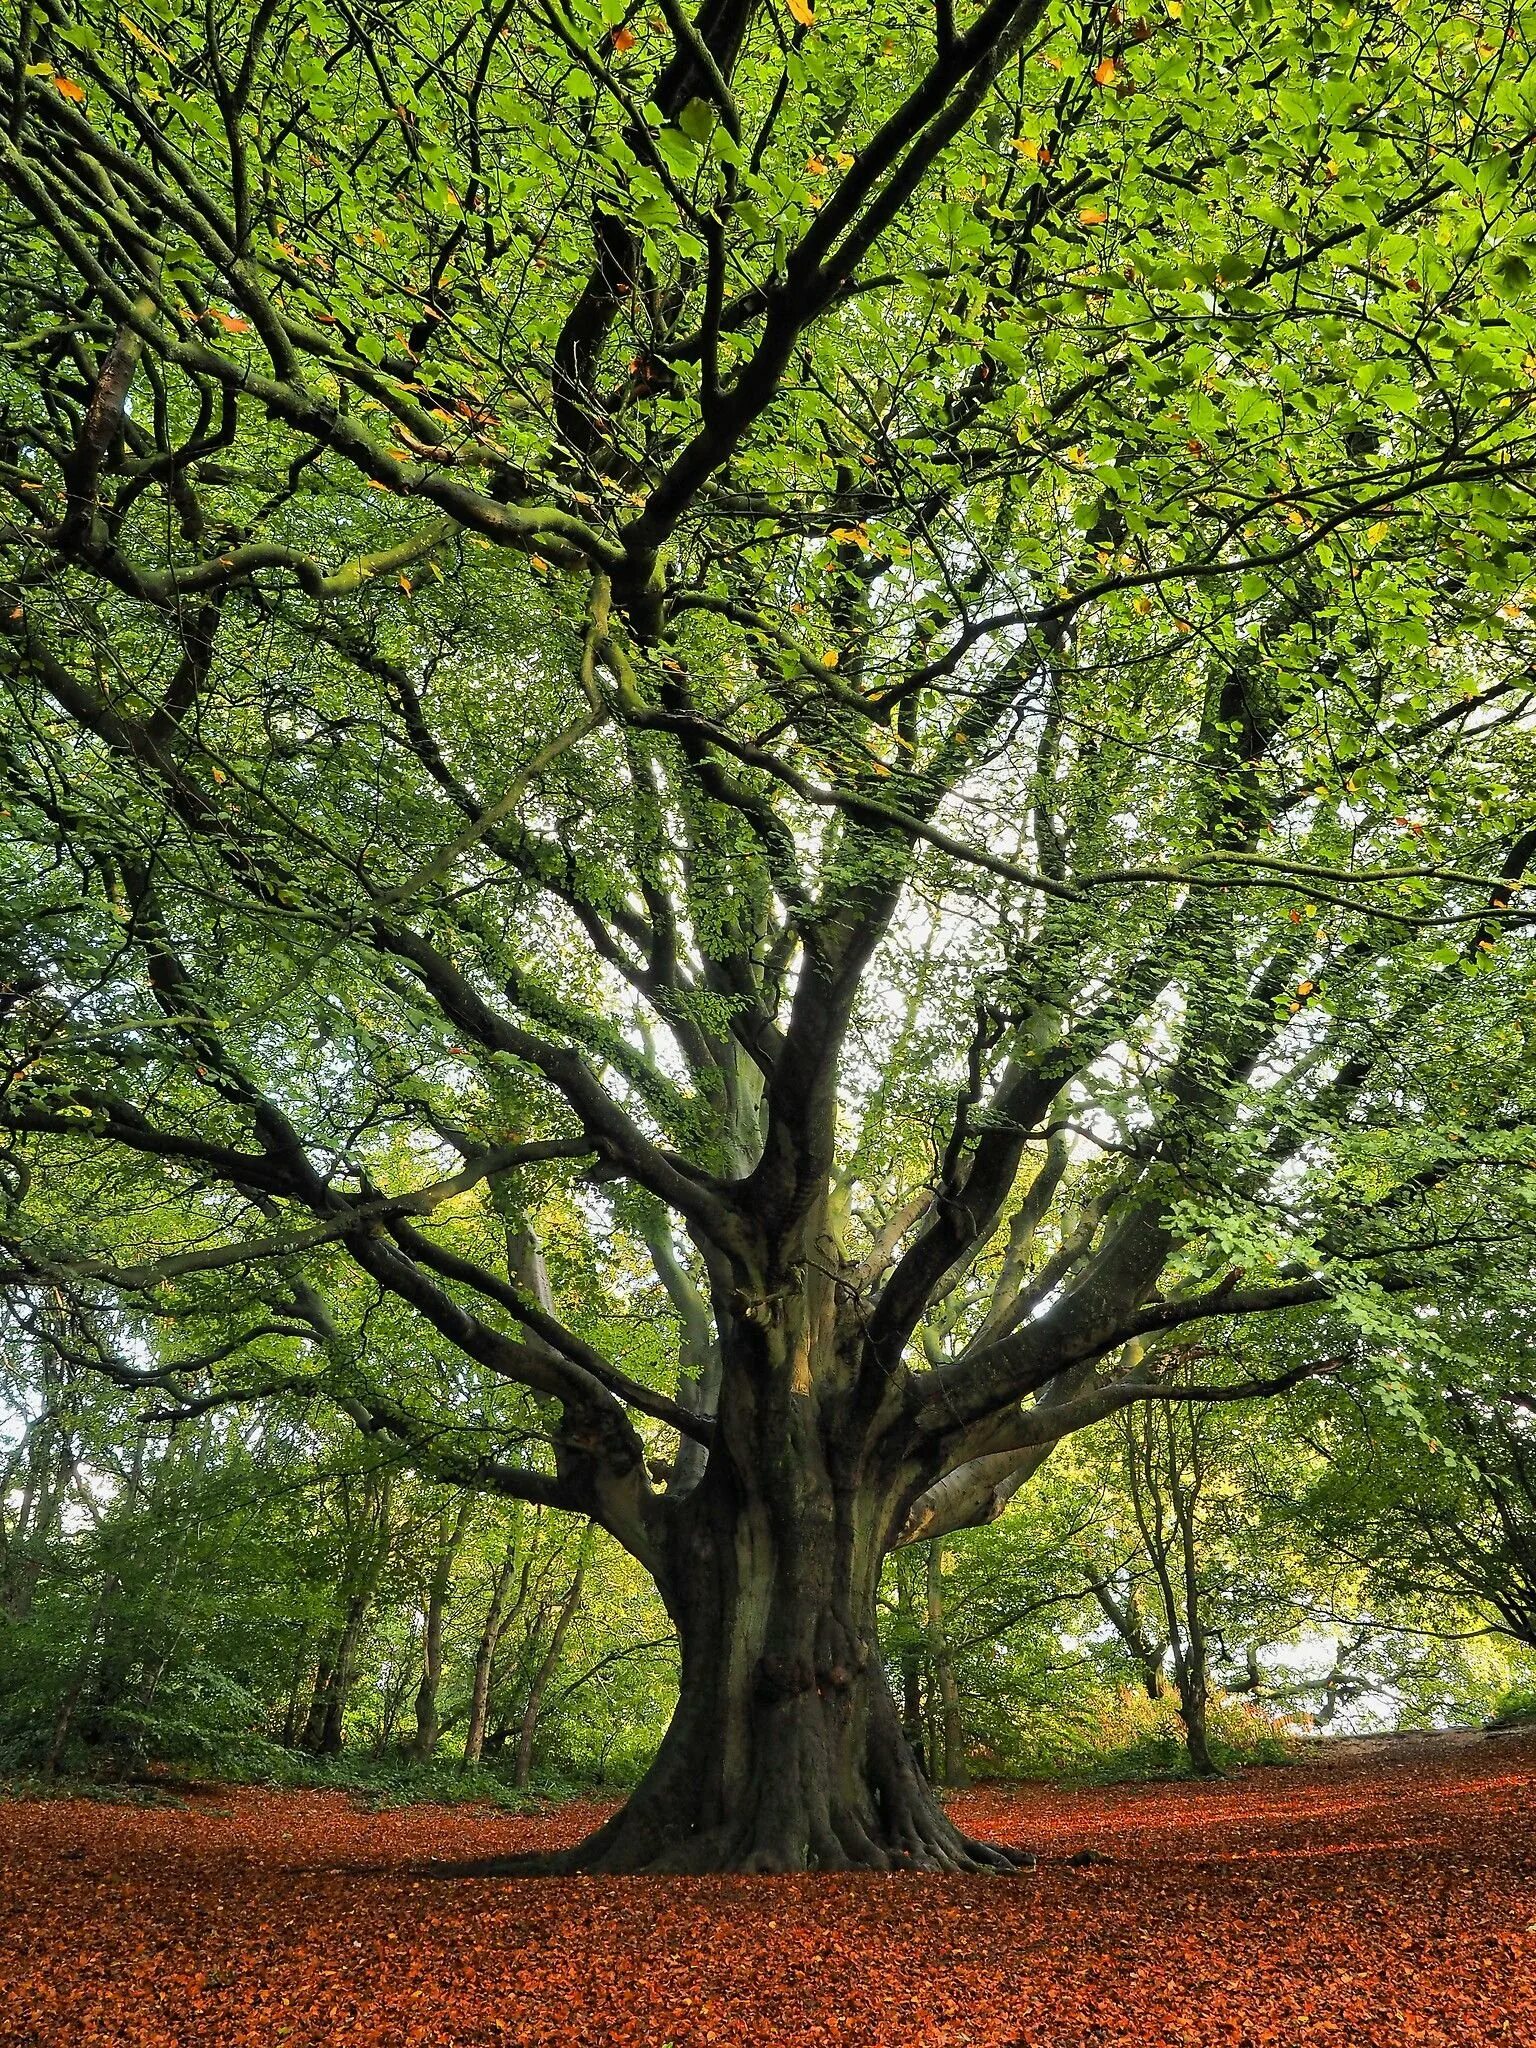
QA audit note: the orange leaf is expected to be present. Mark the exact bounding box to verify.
[54,75,87,102]
[787,0,816,24]
[1093,57,1117,84]
[611,25,637,51]
[212,310,252,334]
[1079,206,1108,226]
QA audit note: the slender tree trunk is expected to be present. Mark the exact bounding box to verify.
[925,1541,968,1789]
[411,1498,472,1759]
[315,1597,368,1756]
[1087,1577,1167,1699]
[43,1577,116,1776]
[301,1651,337,1753]
[464,1529,525,1768]
[513,1531,591,1792]
[895,1549,926,1777]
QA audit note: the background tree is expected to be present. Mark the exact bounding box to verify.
[3,0,1536,1869]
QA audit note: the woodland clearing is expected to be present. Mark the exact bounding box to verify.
[1,1733,1532,2047]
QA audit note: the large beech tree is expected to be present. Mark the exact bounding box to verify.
[3,0,1536,1869]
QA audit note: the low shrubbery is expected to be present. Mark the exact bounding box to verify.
[995,1687,1295,1784]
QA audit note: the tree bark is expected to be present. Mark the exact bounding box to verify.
[411,1498,472,1759]
[463,1524,526,1768]
[512,1530,590,1792]
[925,1541,969,1789]
[447,1355,1033,1874]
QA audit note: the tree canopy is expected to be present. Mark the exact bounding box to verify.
[3,0,1536,1870]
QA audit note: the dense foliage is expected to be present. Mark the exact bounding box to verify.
[3,0,1536,1867]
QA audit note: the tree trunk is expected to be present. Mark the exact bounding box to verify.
[463,1532,527,1768]
[411,1499,472,1759]
[448,1378,1032,1874]
[925,1541,969,1789]
[895,1548,926,1777]
[513,1531,590,1792]
[44,1577,116,1775]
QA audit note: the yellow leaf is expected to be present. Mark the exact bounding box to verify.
[1365,520,1389,545]
[1079,206,1108,226]
[787,0,816,23]
[119,13,175,59]
[1012,137,1041,160]
[1297,980,1315,996]
[530,555,549,574]
[831,524,870,549]
[1166,0,1183,16]
[805,156,828,175]
[833,150,854,169]
[210,766,227,785]
[53,75,87,103]
[399,574,413,594]
[1133,593,1152,616]
[1093,57,1117,85]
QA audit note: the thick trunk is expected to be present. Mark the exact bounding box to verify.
[450,1418,1031,1874]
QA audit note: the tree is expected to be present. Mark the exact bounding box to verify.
[1303,1345,1536,1657]
[3,0,1536,1869]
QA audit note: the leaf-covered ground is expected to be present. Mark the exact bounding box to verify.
[2,1734,1533,2046]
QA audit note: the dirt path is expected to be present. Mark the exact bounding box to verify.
[1,1733,1533,2046]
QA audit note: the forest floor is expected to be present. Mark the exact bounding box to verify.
[1,1731,1533,2046]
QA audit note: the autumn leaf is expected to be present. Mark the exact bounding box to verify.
[1093,56,1117,84]
[821,649,839,667]
[211,309,252,334]
[611,25,636,51]
[1079,206,1108,226]
[831,524,870,550]
[787,0,816,25]
[53,76,87,102]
